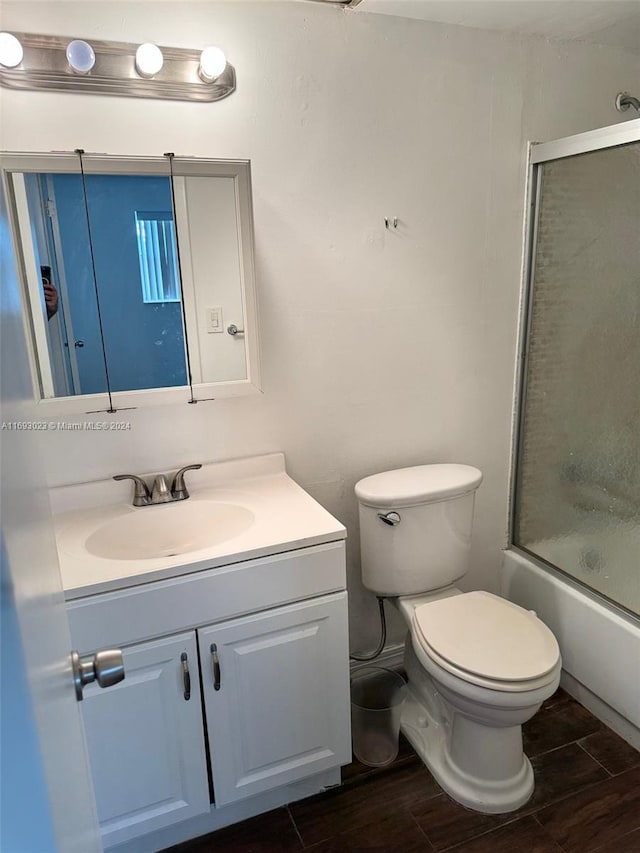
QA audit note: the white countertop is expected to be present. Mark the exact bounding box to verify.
[52,453,346,600]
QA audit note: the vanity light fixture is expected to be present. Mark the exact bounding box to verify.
[0,32,23,68]
[66,39,96,74]
[0,32,236,102]
[198,46,226,82]
[135,42,164,78]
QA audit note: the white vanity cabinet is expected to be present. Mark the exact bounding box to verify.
[81,632,210,845]
[199,593,350,806]
[66,539,351,850]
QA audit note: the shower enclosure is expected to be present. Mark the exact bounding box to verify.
[504,118,639,743]
[513,126,639,617]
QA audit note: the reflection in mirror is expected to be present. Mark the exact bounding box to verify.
[17,167,110,398]
[174,174,247,384]
[2,154,260,408]
[18,170,187,396]
[82,171,187,393]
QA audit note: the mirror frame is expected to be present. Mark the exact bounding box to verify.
[1,152,261,414]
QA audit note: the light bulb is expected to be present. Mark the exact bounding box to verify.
[66,39,95,74]
[135,43,163,78]
[199,46,226,82]
[0,32,23,68]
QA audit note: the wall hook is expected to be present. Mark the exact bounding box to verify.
[384,217,398,230]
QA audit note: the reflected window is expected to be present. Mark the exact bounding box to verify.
[135,211,181,304]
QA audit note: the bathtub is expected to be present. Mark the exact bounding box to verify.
[502,548,640,748]
[523,527,640,617]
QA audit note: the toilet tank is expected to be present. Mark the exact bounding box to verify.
[355,464,483,596]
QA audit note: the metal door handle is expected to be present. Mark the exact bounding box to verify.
[180,652,191,701]
[71,648,124,701]
[210,643,221,691]
[227,324,244,336]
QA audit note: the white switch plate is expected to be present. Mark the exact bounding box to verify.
[207,306,223,333]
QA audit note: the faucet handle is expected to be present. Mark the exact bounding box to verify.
[113,474,151,506]
[171,464,202,501]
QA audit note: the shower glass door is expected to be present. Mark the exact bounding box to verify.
[513,135,640,617]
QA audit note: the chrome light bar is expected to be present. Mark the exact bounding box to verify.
[0,33,236,103]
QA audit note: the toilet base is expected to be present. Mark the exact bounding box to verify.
[400,689,534,814]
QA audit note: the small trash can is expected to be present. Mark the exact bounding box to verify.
[350,667,407,767]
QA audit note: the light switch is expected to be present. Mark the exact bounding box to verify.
[207,306,223,333]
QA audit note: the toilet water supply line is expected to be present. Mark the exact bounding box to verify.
[350,597,388,661]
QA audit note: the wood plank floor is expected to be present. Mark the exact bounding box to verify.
[166,689,640,853]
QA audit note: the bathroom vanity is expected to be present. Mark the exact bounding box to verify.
[54,454,351,851]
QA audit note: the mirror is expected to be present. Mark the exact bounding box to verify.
[1,153,260,411]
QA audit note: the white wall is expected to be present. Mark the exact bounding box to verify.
[1,1,638,653]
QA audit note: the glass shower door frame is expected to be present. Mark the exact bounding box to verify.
[510,118,640,611]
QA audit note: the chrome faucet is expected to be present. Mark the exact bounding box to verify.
[150,474,172,504]
[114,464,202,506]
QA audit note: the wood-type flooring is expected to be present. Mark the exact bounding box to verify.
[167,688,640,853]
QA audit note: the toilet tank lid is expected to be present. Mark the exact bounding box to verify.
[355,464,483,508]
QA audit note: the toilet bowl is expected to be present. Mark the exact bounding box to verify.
[355,464,562,813]
[397,590,560,812]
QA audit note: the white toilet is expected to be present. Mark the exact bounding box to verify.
[355,464,561,814]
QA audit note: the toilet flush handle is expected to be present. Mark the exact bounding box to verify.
[377,511,401,526]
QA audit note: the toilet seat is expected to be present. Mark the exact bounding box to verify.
[412,591,560,692]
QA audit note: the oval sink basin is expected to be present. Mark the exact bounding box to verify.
[85,500,255,561]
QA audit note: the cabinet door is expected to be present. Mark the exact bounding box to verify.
[198,592,351,806]
[81,631,210,847]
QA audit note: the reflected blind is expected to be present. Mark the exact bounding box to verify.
[135,211,181,303]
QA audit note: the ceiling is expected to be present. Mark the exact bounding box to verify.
[346,1,640,52]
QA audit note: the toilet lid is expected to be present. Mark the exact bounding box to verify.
[413,592,560,683]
